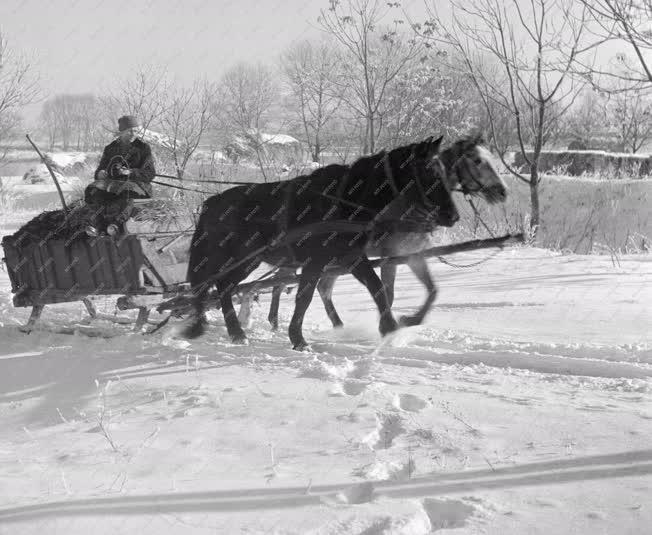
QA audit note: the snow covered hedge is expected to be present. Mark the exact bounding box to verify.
[513,150,652,178]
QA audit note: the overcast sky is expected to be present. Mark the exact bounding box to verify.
[0,0,632,126]
[1,0,431,94]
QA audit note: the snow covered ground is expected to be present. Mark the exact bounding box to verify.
[0,213,650,534]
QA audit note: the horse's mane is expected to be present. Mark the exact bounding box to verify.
[300,140,424,185]
[439,133,486,167]
[346,142,419,178]
[309,163,349,180]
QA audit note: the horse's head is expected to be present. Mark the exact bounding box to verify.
[385,135,459,228]
[445,134,507,204]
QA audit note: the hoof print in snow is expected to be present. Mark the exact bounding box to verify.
[394,393,429,412]
[343,380,369,396]
[353,459,416,481]
[331,481,376,505]
[328,383,346,397]
[587,511,607,520]
[422,498,477,531]
[362,413,405,450]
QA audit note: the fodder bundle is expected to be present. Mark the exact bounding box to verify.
[3,202,101,248]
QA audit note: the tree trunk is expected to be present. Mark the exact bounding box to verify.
[361,133,369,155]
[368,114,375,154]
[529,167,540,236]
[313,133,321,163]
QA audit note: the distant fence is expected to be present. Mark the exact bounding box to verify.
[513,150,652,178]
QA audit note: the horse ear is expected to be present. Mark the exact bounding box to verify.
[430,135,444,154]
[474,132,485,146]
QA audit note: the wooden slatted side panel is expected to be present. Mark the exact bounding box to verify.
[2,235,146,307]
[1,241,27,293]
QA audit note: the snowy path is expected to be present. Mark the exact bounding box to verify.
[0,248,650,534]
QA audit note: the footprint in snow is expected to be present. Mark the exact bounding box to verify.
[327,379,370,397]
[422,498,479,531]
[343,380,369,396]
[362,413,405,450]
[348,358,376,380]
[393,393,429,412]
[323,481,376,505]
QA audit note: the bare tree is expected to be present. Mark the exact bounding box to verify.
[220,62,276,133]
[281,39,343,162]
[0,31,40,160]
[101,65,169,135]
[40,98,58,149]
[158,80,217,179]
[563,88,610,148]
[380,56,479,147]
[219,62,278,180]
[420,0,589,232]
[607,85,652,152]
[39,94,102,150]
[318,0,423,154]
[578,0,652,86]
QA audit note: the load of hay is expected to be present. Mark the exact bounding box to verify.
[2,197,191,250]
[2,201,100,248]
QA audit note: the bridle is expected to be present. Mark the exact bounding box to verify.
[382,151,449,210]
[446,148,502,239]
[449,154,491,197]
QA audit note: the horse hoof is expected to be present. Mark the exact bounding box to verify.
[399,315,422,328]
[181,320,205,339]
[231,333,248,344]
[379,318,399,336]
[292,341,311,352]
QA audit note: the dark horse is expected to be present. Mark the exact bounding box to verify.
[266,134,509,331]
[183,136,459,349]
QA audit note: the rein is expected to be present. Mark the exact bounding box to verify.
[435,199,502,269]
[106,155,151,197]
[151,180,213,195]
[437,179,502,270]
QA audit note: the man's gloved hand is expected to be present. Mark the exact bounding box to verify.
[116,166,131,177]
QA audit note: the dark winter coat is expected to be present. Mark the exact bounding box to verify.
[94,138,156,197]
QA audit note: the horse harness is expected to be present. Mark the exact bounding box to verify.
[192,150,453,292]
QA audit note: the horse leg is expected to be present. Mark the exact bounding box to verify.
[182,286,208,339]
[268,284,283,331]
[399,255,437,327]
[238,291,254,329]
[380,263,397,308]
[350,257,398,336]
[182,223,214,339]
[220,283,247,344]
[317,274,344,328]
[288,264,322,351]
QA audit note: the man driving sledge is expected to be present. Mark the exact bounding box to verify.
[85,115,156,235]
